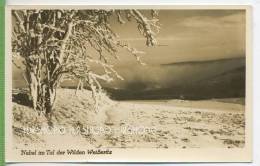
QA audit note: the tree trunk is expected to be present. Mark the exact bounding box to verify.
[28,71,38,110]
[27,68,57,116]
[44,85,56,115]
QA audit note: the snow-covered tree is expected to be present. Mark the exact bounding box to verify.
[12,9,160,117]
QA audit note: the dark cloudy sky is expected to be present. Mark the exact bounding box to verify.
[110,10,245,64]
[13,9,246,93]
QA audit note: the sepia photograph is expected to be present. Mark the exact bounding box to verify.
[5,6,252,162]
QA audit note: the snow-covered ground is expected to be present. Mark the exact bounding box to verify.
[12,88,245,149]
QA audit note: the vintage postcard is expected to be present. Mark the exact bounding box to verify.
[5,5,252,162]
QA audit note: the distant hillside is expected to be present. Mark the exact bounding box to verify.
[161,57,245,66]
[105,57,245,100]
